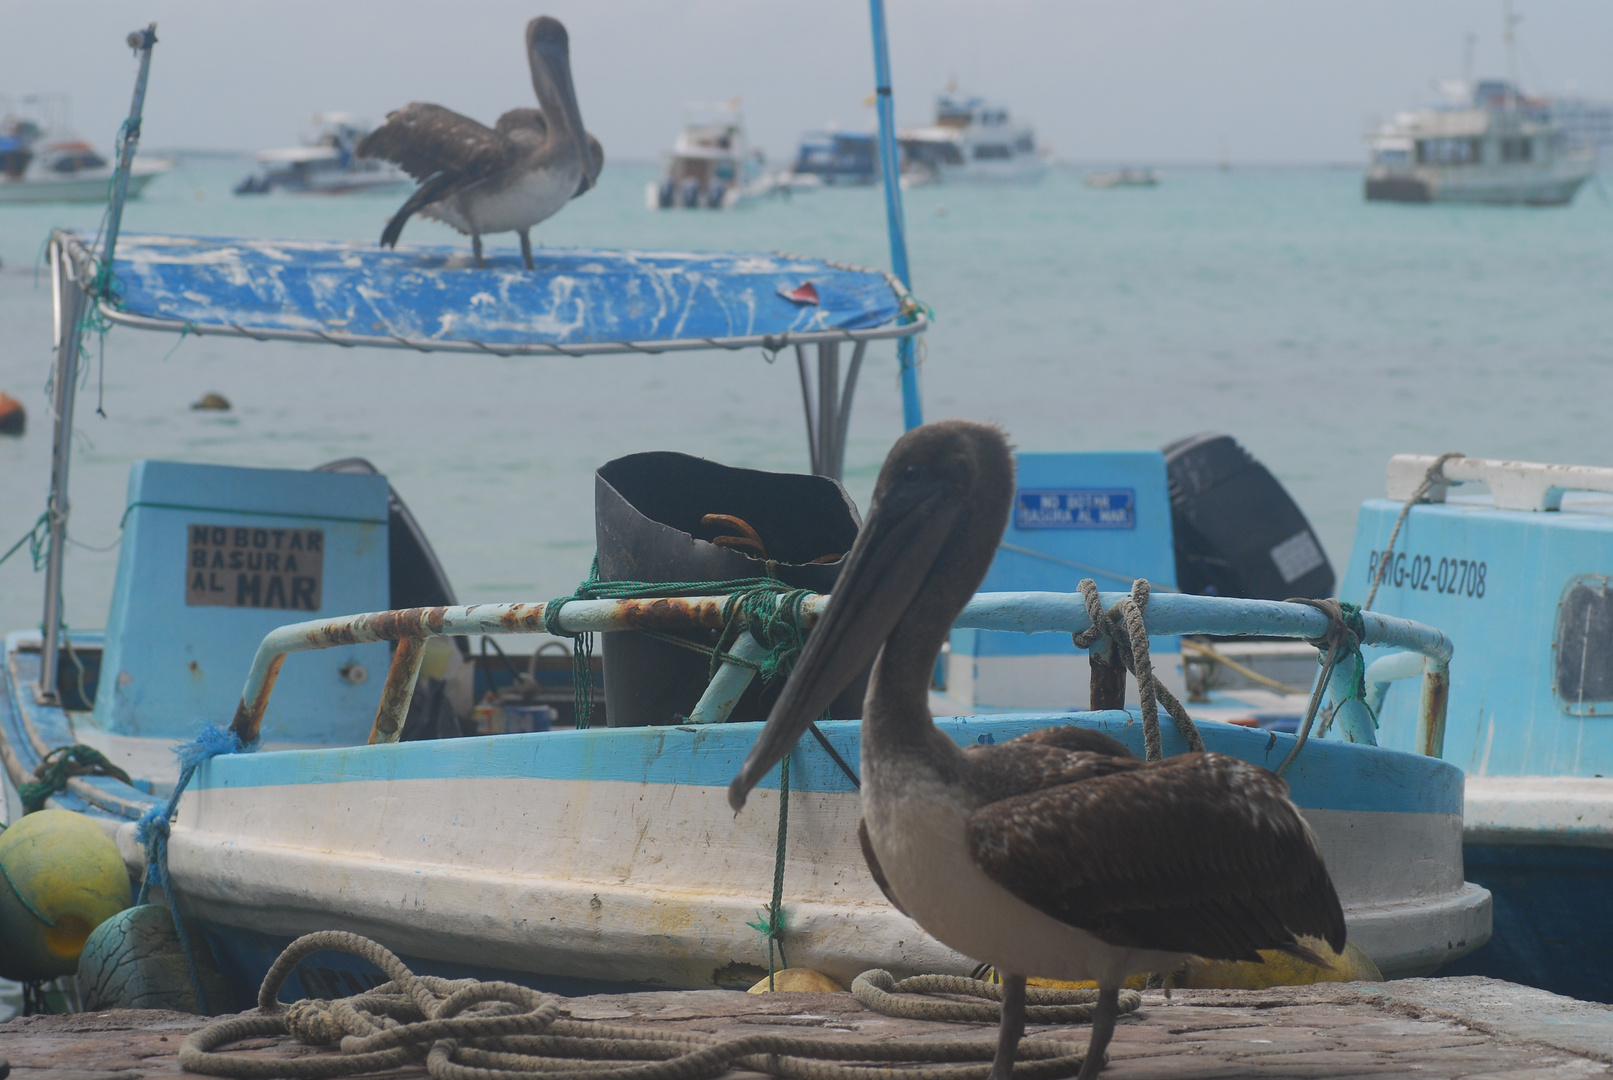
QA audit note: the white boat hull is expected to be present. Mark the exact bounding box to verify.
[0,163,165,204]
[58,715,1492,995]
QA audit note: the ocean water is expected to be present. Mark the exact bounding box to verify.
[2,159,1613,640]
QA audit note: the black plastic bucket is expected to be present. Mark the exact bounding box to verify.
[595,451,865,727]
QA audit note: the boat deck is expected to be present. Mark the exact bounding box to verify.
[6,978,1610,1079]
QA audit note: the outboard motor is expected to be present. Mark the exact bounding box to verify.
[1163,433,1334,600]
[706,181,727,209]
[594,451,865,726]
[679,177,701,208]
[657,177,675,209]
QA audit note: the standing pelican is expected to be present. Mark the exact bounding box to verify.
[357,16,603,270]
[728,420,1345,1080]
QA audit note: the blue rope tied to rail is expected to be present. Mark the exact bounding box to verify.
[543,556,815,728]
[135,724,251,1015]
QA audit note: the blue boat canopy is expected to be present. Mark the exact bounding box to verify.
[58,231,924,357]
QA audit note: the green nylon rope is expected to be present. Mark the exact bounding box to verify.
[18,743,134,814]
[543,556,816,729]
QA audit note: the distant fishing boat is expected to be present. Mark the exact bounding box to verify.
[1365,11,1594,206]
[898,90,1044,186]
[234,114,409,196]
[645,101,778,210]
[1084,167,1159,189]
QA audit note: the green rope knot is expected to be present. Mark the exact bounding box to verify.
[18,743,134,814]
[544,556,818,729]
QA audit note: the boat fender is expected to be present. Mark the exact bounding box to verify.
[77,904,235,1013]
[0,391,24,436]
[747,968,844,993]
[0,809,131,981]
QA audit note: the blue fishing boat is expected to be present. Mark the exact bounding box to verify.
[1343,454,1613,1002]
[0,18,1489,1012]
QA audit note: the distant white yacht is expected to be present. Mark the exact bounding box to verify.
[646,101,777,210]
[898,91,1044,186]
[1366,79,1595,206]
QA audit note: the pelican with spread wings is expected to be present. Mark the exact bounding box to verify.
[358,16,603,270]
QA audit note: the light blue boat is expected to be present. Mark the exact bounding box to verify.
[0,20,1491,1012]
[1343,454,1613,1002]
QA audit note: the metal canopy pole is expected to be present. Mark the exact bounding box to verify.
[36,25,157,704]
[869,0,923,431]
[36,242,88,703]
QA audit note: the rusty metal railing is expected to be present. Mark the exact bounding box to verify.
[230,591,1453,756]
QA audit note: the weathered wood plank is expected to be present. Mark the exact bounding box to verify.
[2,978,1608,1080]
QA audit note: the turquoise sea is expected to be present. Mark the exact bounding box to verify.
[2,159,1613,641]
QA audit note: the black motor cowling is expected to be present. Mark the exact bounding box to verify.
[595,451,866,726]
[1162,433,1334,601]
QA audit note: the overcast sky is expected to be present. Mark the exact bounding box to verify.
[6,1,1613,165]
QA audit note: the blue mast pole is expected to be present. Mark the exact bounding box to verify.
[868,0,923,430]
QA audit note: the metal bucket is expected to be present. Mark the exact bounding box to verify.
[595,451,865,726]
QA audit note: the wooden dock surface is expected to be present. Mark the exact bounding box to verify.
[4,976,1611,1080]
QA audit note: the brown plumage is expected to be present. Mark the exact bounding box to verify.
[728,419,1345,1079]
[357,17,603,270]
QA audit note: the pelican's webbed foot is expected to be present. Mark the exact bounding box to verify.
[519,229,534,270]
[988,973,1026,1080]
[472,234,485,269]
[1075,986,1121,1080]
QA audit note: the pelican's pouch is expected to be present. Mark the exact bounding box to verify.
[594,451,865,726]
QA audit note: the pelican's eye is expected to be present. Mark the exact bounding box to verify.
[899,462,925,484]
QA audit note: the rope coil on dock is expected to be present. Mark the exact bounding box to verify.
[179,932,1133,1080]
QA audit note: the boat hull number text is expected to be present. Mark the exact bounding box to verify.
[1366,550,1486,599]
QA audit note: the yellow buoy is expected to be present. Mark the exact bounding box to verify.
[747,968,845,993]
[0,809,132,981]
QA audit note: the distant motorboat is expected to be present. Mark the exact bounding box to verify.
[235,114,410,196]
[791,130,878,186]
[1084,167,1160,189]
[0,118,168,205]
[897,90,1044,186]
[647,101,780,210]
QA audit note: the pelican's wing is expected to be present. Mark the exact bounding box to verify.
[969,751,1345,962]
[357,103,514,182]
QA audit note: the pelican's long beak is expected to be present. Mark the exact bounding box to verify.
[526,17,595,183]
[728,476,960,811]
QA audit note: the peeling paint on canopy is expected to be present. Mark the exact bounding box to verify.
[95,234,906,348]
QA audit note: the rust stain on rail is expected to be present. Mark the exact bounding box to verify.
[610,597,729,631]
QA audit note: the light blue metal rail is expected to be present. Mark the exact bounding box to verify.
[232,591,1452,758]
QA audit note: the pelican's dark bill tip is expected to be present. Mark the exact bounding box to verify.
[726,778,750,813]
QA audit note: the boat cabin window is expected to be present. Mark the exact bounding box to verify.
[1500,137,1533,162]
[1416,137,1481,165]
[1374,147,1410,167]
[973,144,1012,161]
[1554,576,1613,716]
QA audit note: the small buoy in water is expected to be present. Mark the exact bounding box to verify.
[747,968,844,993]
[0,392,24,436]
[0,809,131,981]
[78,904,234,1013]
[191,392,231,411]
